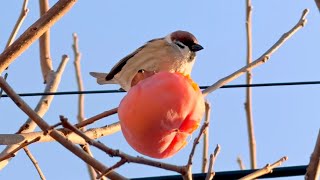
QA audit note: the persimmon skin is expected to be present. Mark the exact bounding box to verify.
[118,72,205,159]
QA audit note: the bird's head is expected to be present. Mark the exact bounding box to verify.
[166,30,203,53]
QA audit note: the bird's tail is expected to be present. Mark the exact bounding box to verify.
[89,72,116,85]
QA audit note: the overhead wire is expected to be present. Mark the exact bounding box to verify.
[1,80,320,98]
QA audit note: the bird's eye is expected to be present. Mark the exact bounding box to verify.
[175,41,185,49]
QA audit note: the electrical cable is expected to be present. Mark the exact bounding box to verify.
[1,80,320,98]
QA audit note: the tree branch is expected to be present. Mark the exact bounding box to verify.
[0,77,127,180]
[97,158,127,179]
[184,122,210,179]
[239,156,288,180]
[1,0,29,98]
[0,122,120,145]
[23,147,46,180]
[38,0,53,83]
[0,137,40,162]
[305,129,320,180]
[237,156,246,170]
[72,33,97,180]
[0,0,77,74]
[0,73,8,99]
[72,33,85,124]
[0,55,68,170]
[244,0,257,169]
[5,0,29,49]
[202,101,211,173]
[205,145,221,180]
[202,9,309,96]
[75,107,118,128]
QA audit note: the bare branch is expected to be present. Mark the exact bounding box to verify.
[75,107,118,129]
[0,122,120,145]
[39,0,53,83]
[205,145,221,180]
[184,122,210,179]
[305,129,320,180]
[5,0,29,48]
[0,137,40,162]
[0,0,77,74]
[245,0,257,169]
[23,147,46,180]
[97,158,127,179]
[0,77,127,180]
[0,55,69,169]
[17,55,68,134]
[239,156,288,180]
[72,33,85,124]
[80,144,98,180]
[1,0,29,98]
[0,73,8,99]
[72,33,96,180]
[237,156,246,170]
[202,101,211,173]
[202,9,309,96]
[188,123,209,166]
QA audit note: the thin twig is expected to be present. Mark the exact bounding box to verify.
[202,9,309,96]
[187,123,210,166]
[202,101,211,173]
[1,0,29,96]
[5,0,29,48]
[184,122,210,179]
[0,73,8,99]
[72,33,84,124]
[48,122,63,130]
[72,33,96,180]
[205,145,221,180]
[0,77,127,180]
[97,158,127,179]
[80,144,98,180]
[206,154,215,180]
[244,0,257,169]
[75,107,118,129]
[39,0,53,83]
[237,156,246,170]
[0,137,40,162]
[23,147,46,180]
[239,156,288,180]
[305,129,320,180]
[0,0,77,74]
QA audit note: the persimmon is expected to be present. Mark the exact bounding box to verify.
[118,72,205,158]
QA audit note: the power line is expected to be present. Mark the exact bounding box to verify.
[132,165,307,180]
[1,81,320,98]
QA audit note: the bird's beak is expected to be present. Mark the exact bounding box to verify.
[190,44,204,52]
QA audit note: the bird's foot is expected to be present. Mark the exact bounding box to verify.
[131,69,156,87]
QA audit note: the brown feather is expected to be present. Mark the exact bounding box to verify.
[105,38,162,80]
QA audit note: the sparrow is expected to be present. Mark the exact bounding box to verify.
[90,30,203,91]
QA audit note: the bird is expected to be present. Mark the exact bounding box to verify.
[90,30,203,91]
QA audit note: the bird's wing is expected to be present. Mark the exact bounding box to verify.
[105,38,163,80]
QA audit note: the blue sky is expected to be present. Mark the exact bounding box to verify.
[0,1,319,179]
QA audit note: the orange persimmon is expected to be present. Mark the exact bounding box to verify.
[118,72,205,159]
